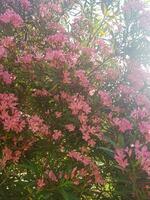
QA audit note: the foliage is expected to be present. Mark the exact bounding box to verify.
[0,0,150,199]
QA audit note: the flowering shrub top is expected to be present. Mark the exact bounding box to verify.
[0,0,150,199]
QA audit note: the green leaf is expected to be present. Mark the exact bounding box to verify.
[96,146,114,158]
[60,189,80,200]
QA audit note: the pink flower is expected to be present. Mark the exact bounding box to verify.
[0,9,23,28]
[48,170,58,182]
[62,71,71,84]
[113,118,132,133]
[50,3,62,14]
[55,111,62,118]
[0,146,12,167]
[2,110,25,133]
[131,108,148,120]
[28,115,49,136]
[19,54,33,64]
[78,113,88,124]
[60,91,70,100]
[68,151,82,161]
[87,139,96,147]
[20,0,31,10]
[37,178,45,189]
[68,151,91,166]
[118,84,135,97]
[0,93,18,111]
[92,164,104,184]
[69,94,91,115]
[0,67,14,84]
[65,124,75,132]
[135,94,150,109]
[3,146,12,161]
[28,115,44,133]
[0,46,7,60]
[75,70,90,88]
[135,144,150,175]
[139,121,150,134]
[46,33,68,46]
[13,150,21,163]
[98,91,112,107]
[114,148,128,169]
[52,130,62,140]
[39,3,51,18]
[139,121,150,142]
[1,36,14,48]
[45,49,66,67]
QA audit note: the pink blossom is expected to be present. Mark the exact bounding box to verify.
[131,108,148,120]
[52,130,62,140]
[28,115,49,136]
[48,22,66,33]
[0,46,7,60]
[135,145,150,175]
[98,91,112,107]
[19,54,33,64]
[139,121,150,142]
[139,121,150,134]
[91,164,104,184]
[20,0,31,10]
[0,93,25,133]
[0,9,23,28]
[69,94,91,115]
[75,70,90,88]
[37,178,45,189]
[62,71,71,84]
[113,118,132,133]
[55,111,62,118]
[87,139,96,147]
[3,146,12,161]
[78,113,88,124]
[0,146,12,167]
[13,150,21,163]
[135,94,150,109]
[1,110,25,133]
[65,124,75,132]
[28,115,44,133]
[46,33,68,46]
[71,167,77,179]
[97,39,112,55]
[0,93,18,111]
[0,67,14,84]
[45,49,66,67]
[65,52,78,68]
[48,170,58,182]
[50,3,62,14]
[68,151,82,161]
[68,151,91,166]
[114,148,128,169]
[105,68,119,80]
[118,84,135,97]
[1,36,14,48]
[39,3,51,18]
[60,91,70,101]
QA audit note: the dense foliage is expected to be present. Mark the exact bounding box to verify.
[0,0,150,199]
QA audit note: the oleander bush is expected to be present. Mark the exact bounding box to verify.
[0,0,150,199]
